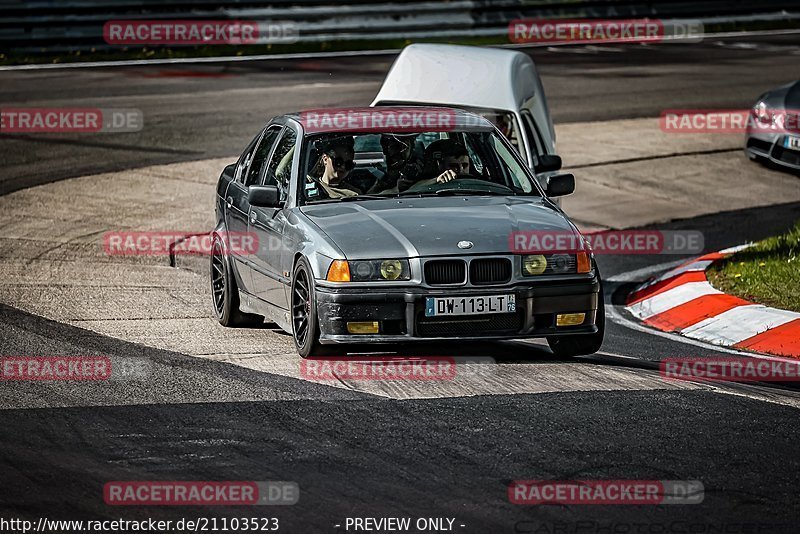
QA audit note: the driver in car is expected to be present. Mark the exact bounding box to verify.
[365,133,423,195]
[411,139,471,188]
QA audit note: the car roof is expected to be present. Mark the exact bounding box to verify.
[371,44,541,112]
[285,106,495,134]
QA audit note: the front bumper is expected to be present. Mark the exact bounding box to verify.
[315,275,600,344]
[745,132,800,171]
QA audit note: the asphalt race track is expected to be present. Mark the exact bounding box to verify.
[2,34,800,533]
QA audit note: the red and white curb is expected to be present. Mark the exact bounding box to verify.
[625,245,800,359]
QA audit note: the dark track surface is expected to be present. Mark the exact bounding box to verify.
[2,34,800,533]
[1,202,799,531]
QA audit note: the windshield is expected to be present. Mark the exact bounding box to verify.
[299,129,540,204]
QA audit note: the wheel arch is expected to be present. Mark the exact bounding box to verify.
[211,228,248,294]
[291,248,336,282]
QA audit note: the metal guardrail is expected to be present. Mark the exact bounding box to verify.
[1,0,799,54]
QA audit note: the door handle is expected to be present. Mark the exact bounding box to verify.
[249,211,257,224]
[226,196,233,209]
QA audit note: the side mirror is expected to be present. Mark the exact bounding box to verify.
[545,173,575,197]
[248,185,280,208]
[535,154,562,173]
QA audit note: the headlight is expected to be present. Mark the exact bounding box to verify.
[522,254,589,276]
[348,259,410,282]
[380,259,404,280]
[522,254,547,275]
[549,254,572,273]
[753,101,772,125]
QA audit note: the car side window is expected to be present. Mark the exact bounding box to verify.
[521,111,545,168]
[235,131,262,183]
[491,135,535,194]
[264,128,298,201]
[244,127,280,186]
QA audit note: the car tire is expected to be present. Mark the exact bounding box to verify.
[291,258,327,358]
[547,286,605,357]
[210,234,263,327]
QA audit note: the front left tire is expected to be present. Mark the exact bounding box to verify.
[291,258,327,358]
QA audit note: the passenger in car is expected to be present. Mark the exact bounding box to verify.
[494,114,513,140]
[410,139,471,188]
[307,136,360,199]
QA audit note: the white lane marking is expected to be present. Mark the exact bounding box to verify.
[657,260,712,278]
[585,46,625,53]
[633,260,713,292]
[598,309,800,410]
[4,29,800,72]
[700,385,800,411]
[15,81,355,109]
[606,258,687,283]
[719,243,752,254]
[546,46,596,54]
[0,48,402,71]
[714,42,800,53]
[582,350,800,410]
[681,305,800,345]
[627,281,721,319]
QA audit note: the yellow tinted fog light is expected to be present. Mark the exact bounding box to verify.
[557,313,585,327]
[346,321,379,334]
[523,254,547,276]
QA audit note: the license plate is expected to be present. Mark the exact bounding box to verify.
[785,136,800,151]
[425,294,516,317]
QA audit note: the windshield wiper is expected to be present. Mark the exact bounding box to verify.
[396,189,509,197]
[305,195,386,205]
[337,195,388,202]
[396,191,439,197]
[432,188,510,196]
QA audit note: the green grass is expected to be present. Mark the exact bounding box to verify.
[707,221,800,312]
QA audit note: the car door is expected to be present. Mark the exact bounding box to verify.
[224,125,281,293]
[248,125,298,310]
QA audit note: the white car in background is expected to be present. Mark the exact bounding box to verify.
[371,44,564,181]
[745,80,800,173]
